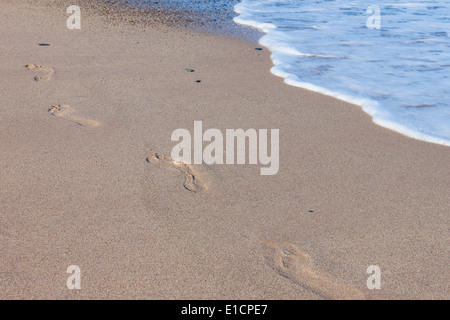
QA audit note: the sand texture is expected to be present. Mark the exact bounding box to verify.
[0,1,448,299]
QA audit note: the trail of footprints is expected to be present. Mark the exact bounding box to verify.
[26,64,54,82]
[25,64,100,127]
[26,64,206,193]
[26,63,362,299]
[21,54,394,301]
[263,241,366,300]
[30,60,207,193]
[146,151,208,193]
[26,63,209,193]
[25,62,204,193]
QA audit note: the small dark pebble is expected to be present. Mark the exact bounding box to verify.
[38,43,50,46]
[196,80,201,83]
[308,210,314,213]
[255,47,263,50]
[185,68,195,72]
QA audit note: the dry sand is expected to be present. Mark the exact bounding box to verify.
[0,1,448,299]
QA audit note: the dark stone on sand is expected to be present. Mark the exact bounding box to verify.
[255,47,263,50]
[308,210,314,213]
[185,68,195,72]
[196,80,201,83]
[38,43,50,46]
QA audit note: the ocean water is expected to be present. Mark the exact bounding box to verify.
[234,0,450,146]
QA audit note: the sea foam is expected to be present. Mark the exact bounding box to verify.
[234,0,450,146]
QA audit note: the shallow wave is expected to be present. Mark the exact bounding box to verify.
[234,0,450,146]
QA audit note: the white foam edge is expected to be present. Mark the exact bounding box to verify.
[233,4,450,147]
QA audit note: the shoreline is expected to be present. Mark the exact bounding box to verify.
[233,2,450,147]
[1,1,449,299]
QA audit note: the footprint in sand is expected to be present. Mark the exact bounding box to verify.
[48,105,100,127]
[26,64,54,82]
[146,151,208,193]
[263,241,365,300]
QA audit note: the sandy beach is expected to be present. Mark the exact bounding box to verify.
[0,1,449,299]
